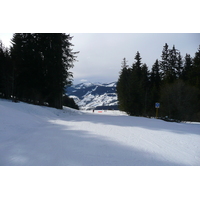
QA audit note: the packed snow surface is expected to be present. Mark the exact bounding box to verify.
[0,99,200,166]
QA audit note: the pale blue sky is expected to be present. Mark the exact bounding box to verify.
[1,33,199,84]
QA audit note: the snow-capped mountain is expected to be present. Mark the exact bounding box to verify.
[66,82,118,110]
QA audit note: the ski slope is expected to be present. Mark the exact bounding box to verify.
[0,99,200,166]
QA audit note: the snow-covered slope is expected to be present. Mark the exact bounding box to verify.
[0,99,200,166]
[66,82,118,110]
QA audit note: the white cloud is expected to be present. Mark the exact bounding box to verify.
[80,79,88,83]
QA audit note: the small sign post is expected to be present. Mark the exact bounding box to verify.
[155,102,160,119]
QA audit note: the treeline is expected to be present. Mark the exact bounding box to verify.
[0,33,79,109]
[117,43,200,121]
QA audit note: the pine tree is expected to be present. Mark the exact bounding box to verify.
[63,95,79,110]
[116,44,200,121]
[11,33,41,102]
[192,45,200,90]
[34,33,78,109]
[150,59,161,88]
[160,80,199,121]
[167,45,178,82]
[149,59,161,115]
[181,53,193,82]
[121,57,129,69]
[160,43,169,80]
[10,33,78,109]
[117,58,132,112]
[128,51,144,116]
[0,40,5,97]
[176,51,183,78]
[0,41,13,99]
[141,63,150,116]
[117,54,150,116]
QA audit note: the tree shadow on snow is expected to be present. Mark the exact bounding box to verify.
[0,120,184,166]
[68,112,200,136]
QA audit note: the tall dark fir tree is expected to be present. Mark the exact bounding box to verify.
[181,53,193,82]
[160,43,169,80]
[117,52,150,116]
[10,33,78,109]
[149,59,161,115]
[192,45,200,90]
[0,41,13,99]
[176,51,183,78]
[11,33,44,103]
[35,33,78,109]
[129,51,144,116]
[117,58,131,112]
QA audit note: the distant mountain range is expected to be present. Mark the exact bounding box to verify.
[66,82,118,110]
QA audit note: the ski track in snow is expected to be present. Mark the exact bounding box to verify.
[0,99,200,166]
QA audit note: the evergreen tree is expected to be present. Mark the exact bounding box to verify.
[36,33,78,109]
[117,58,132,112]
[160,43,169,80]
[0,41,13,99]
[133,51,142,70]
[149,59,161,115]
[63,95,79,110]
[181,53,193,82]
[116,44,200,121]
[176,51,183,78]
[150,59,161,89]
[0,41,5,97]
[192,45,200,118]
[160,44,180,82]
[117,53,150,116]
[11,33,42,102]
[168,45,177,79]
[141,63,150,116]
[36,33,63,108]
[192,45,200,90]
[10,33,78,109]
[121,57,129,69]
[128,51,144,116]
[160,80,199,121]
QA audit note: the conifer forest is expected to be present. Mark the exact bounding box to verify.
[117,43,200,121]
[0,33,78,109]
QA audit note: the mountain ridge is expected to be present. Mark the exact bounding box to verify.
[66,81,118,110]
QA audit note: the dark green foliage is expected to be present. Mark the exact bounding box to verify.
[0,41,13,99]
[181,53,193,82]
[128,52,144,116]
[160,80,199,121]
[160,44,182,83]
[129,52,149,116]
[148,59,161,116]
[0,33,78,109]
[117,58,132,112]
[176,51,183,78]
[117,43,200,121]
[191,46,200,90]
[63,95,79,110]
[11,33,44,103]
[117,53,150,116]
[160,43,169,80]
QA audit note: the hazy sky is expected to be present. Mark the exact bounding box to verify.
[1,33,199,84]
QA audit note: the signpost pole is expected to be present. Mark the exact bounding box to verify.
[156,107,158,119]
